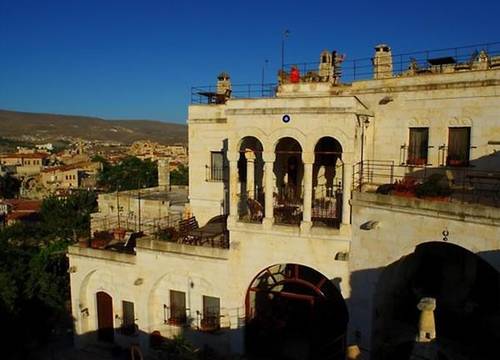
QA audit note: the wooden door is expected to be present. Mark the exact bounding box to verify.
[96,291,114,342]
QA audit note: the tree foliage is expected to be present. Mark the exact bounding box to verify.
[170,165,189,186]
[40,190,97,240]
[0,173,21,198]
[97,156,158,191]
[0,190,96,358]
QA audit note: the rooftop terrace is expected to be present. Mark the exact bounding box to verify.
[191,41,500,104]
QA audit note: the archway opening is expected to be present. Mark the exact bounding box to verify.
[96,291,114,343]
[313,137,343,228]
[245,264,348,359]
[373,242,500,360]
[274,138,303,225]
[238,136,264,223]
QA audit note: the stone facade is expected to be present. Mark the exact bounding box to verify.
[69,44,500,359]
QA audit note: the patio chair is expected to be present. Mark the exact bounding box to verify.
[178,216,200,244]
[247,198,264,222]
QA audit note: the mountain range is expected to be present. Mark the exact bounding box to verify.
[0,109,187,145]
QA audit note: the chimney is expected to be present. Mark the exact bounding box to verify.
[157,158,170,190]
[373,44,393,79]
[216,72,231,95]
[416,297,436,342]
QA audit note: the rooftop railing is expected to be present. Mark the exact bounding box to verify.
[191,42,500,103]
[285,41,500,83]
[191,83,277,104]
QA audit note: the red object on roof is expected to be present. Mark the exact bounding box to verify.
[290,67,300,83]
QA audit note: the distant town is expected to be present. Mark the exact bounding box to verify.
[0,136,187,226]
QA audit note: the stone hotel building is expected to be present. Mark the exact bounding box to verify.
[68,42,500,360]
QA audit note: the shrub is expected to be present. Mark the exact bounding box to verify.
[415,174,452,198]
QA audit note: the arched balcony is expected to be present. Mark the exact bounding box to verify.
[237,137,264,223]
[273,137,304,225]
[228,134,348,230]
[312,137,343,228]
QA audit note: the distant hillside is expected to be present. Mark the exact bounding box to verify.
[0,109,187,145]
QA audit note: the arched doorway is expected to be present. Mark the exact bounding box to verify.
[96,291,114,342]
[245,264,348,359]
[274,138,303,225]
[313,137,343,228]
[373,242,500,360]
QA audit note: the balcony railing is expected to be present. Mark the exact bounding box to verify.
[312,184,342,228]
[274,185,303,225]
[353,160,500,207]
[205,165,226,182]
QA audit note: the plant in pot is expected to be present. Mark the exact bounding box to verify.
[392,177,418,197]
[415,173,452,200]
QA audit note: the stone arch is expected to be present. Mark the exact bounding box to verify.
[235,128,269,152]
[78,269,118,337]
[245,263,348,359]
[147,271,216,333]
[269,127,307,152]
[372,241,500,360]
[236,136,265,220]
[306,127,350,157]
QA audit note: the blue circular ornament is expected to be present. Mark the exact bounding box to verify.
[282,114,290,123]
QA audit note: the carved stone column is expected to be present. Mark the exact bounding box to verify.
[245,149,256,199]
[227,152,239,225]
[342,163,352,225]
[301,158,313,233]
[262,152,275,228]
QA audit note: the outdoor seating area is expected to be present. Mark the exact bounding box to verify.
[354,160,500,207]
[157,215,229,249]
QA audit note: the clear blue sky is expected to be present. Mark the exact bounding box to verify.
[1,0,499,124]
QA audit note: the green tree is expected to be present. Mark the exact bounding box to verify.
[97,156,158,191]
[40,190,97,240]
[170,165,189,185]
[0,173,21,198]
[0,191,97,357]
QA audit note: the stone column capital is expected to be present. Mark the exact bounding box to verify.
[244,149,256,161]
[262,152,276,163]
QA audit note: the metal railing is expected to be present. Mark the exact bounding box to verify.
[353,160,500,207]
[274,185,303,225]
[191,83,277,104]
[284,41,500,83]
[205,165,226,182]
[312,184,342,228]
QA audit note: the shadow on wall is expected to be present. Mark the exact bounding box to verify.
[50,326,243,360]
[348,243,500,360]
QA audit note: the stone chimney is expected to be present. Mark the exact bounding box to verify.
[157,158,170,190]
[216,72,231,95]
[410,297,438,360]
[318,50,333,80]
[373,44,393,79]
[416,297,436,342]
